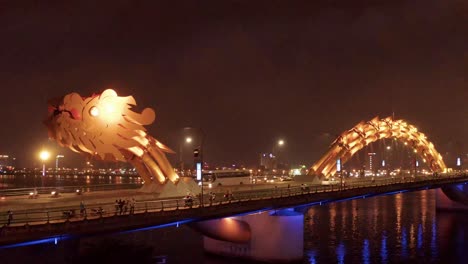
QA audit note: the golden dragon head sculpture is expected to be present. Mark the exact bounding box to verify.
[44,89,179,184]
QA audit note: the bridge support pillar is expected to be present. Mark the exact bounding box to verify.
[436,184,468,211]
[202,209,303,263]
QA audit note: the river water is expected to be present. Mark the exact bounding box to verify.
[1,189,467,263]
[0,174,141,189]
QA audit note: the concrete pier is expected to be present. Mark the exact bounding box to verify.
[203,209,303,263]
[436,185,468,211]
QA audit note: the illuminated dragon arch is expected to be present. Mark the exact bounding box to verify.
[44,89,179,185]
[309,116,447,178]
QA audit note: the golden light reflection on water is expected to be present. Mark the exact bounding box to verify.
[351,199,358,235]
[395,193,402,234]
[421,190,428,229]
[330,203,336,233]
[341,202,347,231]
[302,190,454,263]
[410,223,415,249]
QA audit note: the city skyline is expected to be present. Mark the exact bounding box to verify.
[0,1,466,168]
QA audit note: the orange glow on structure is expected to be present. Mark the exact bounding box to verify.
[309,116,446,178]
[45,89,179,185]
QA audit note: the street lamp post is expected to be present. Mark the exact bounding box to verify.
[272,139,285,169]
[179,137,192,175]
[182,127,206,206]
[39,150,50,176]
[199,129,205,207]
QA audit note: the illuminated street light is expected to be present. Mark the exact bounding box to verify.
[181,127,206,206]
[39,150,50,176]
[272,139,286,170]
[179,136,193,173]
[386,146,391,150]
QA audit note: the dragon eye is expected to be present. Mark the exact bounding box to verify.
[89,106,99,117]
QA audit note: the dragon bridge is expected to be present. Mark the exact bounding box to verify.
[309,116,447,178]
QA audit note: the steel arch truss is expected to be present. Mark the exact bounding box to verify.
[309,116,446,178]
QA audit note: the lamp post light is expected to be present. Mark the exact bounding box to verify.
[184,127,205,207]
[198,130,205,207]
[273,139,285,170]
[39,150,50,176]
[179,137,192,175]
[385,145,392,176]
[274,139,285,153]
[180,126,206,205]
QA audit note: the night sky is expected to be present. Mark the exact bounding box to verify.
[0,1,466,168]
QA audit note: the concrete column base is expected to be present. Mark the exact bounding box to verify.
[203,209,303,263]
[436,187,468,211]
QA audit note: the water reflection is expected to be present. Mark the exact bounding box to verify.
[401,227,408,258]
[417,224,423,249]
[381,232,387,264]
[362,239,370,264]
[336,242,345,264]
[0,174,141,189]
[303,189,466,263]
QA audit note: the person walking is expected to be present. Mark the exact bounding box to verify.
[119,199,124,215]
[79,201,87,217]
[7,210,13,226]
[114,199,119,215]
[123,199,129,214]
[130,198,135,214]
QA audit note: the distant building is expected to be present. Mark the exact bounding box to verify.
[260,153,277,170]
[0,154,15,173]
[367,153,377,173]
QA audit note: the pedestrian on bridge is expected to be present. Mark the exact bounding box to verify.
[130,198,135,214]
[7,210,13,226]
[80,201,87,217]
[114,199,119,215]
[118,199,124,215]
[123,199,129,214]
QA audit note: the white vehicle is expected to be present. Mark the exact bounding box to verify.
[321,178,339,185]
[202,169,252,186]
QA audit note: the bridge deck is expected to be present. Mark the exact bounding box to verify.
[0,174,467,247]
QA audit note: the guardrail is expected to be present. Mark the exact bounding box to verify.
[1,173,466,227]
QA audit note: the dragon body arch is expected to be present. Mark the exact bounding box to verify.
[309,116,446,178]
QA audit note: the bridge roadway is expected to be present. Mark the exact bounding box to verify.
[0,173,467,247]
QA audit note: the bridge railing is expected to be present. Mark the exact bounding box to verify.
[0,173,466,226]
